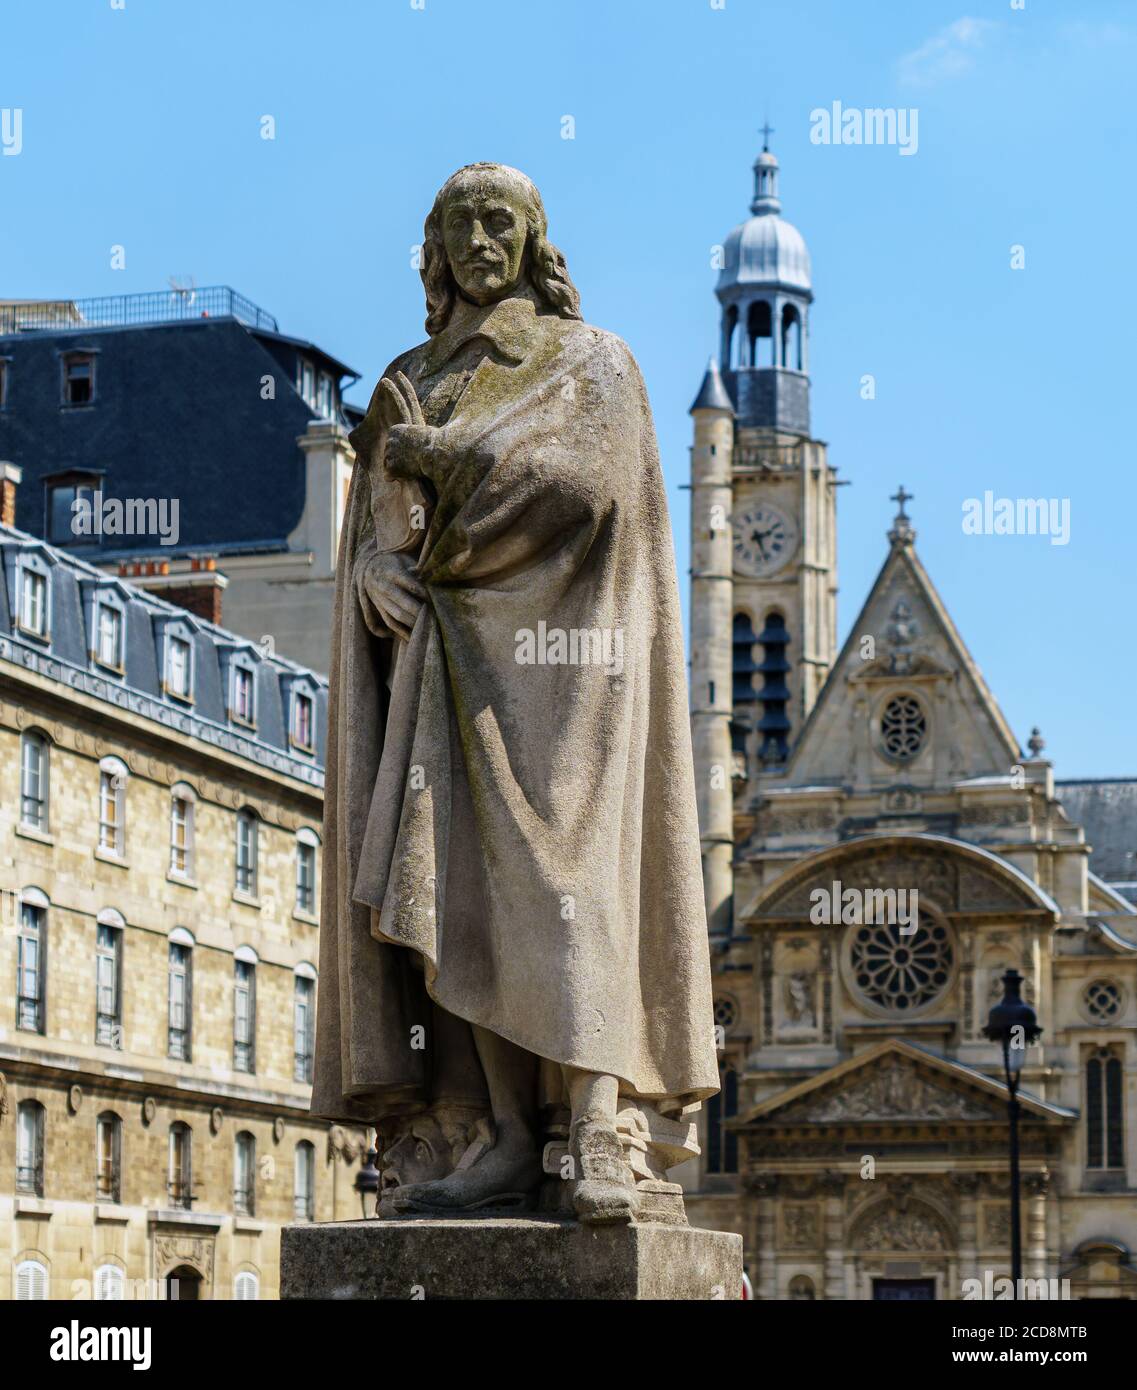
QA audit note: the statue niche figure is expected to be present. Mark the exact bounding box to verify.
[312,162,719,1223]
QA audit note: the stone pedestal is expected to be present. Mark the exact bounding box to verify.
[281,1217,743,1300]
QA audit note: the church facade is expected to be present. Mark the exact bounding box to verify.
[684,144,1137,1301]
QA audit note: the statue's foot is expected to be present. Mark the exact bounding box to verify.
[570,1118,638,1225]
[387,1137,542,1213]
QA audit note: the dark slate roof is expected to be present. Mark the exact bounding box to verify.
[1056,779,1137,889]
[689,358,734,414]
[0,314,354,558]
[1,522,326,788]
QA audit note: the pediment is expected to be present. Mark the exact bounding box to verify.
[775,1052,995,1124]
[737,1040,1071,1129]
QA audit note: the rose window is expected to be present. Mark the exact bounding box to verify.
[1083,979,1122,1024]
[713,996,737,1029]
[880,695,927,760]
[850,917,953,1013]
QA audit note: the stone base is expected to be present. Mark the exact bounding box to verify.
[281,1216,743,1300]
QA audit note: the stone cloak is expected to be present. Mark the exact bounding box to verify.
[311,297,718,1123]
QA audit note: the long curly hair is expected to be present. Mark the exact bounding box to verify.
[421,162,582,335]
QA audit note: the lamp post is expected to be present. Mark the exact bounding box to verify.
[983,969,1042,1293]
[353,1144,381,1220]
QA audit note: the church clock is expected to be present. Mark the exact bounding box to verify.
[732,502,798,578]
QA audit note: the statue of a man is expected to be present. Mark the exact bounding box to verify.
[312,162,718,1223]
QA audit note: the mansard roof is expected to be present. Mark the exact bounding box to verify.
[0,522,326,786]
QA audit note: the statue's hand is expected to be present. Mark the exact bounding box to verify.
[384,421,442,483]
[374,371,441,484]
[356,548,426,642]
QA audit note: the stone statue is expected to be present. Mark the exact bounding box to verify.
[312,163,718,1224]
[785,971,816,1026]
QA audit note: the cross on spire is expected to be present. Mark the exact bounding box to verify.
[759,119,775,151]
[891,485,913,519]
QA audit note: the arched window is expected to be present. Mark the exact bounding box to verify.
[294,1141,315,1221]
[14,1259,48,1300]
[97,756,127,857]
[789,1274,816,1300]
[757,611,792,763]
[17,888,48,1033]
[705,1066,739,1175]
[748,300,773,368]
[234,1270,260,1301]
[723,303,740,369]
[235,809,259,897]
[1086,1048,1124,1170]
[168,928,194,1060]
[16,1100,45,1196]
[19,730,50,831]
[781,304,802,370]
[95,1263,125,1301]
[169,783,196,879]
[234,948,258,1073]
[95,909,124,1049]
[234,1132,256,1216]
[96,1111,122,1203]
[168,1122,192,1210]
[294,964,316,1083]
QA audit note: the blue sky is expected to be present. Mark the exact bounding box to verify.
[1,0,1133,776]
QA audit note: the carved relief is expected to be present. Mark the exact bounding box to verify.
[981,1204,1011,1248]
[779,1056,993,1124]
[853,1203,949,1252]
[781,1202,820,1249]
[153,1233,215,1285]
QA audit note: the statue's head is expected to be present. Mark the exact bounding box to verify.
[421,162,581,335]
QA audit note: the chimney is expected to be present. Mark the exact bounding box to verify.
[132,554,228,625]
[0,462,21,527]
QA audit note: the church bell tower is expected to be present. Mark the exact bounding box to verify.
[690,136,838,938]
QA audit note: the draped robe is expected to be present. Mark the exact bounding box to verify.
[311,293,718,1124]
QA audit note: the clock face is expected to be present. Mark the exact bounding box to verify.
[732,503,798,577]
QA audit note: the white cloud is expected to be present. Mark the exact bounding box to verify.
[897,17,997,87]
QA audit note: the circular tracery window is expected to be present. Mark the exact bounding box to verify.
[849,916,953,1013]
[880,694,927,761]
[1083,979,1123,1024]
[713,996,737,1029]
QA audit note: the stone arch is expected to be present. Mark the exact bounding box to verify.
[746,833,1058,923]
[849,1195,953,1254]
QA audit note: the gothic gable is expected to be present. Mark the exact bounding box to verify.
[781,538,1020,788]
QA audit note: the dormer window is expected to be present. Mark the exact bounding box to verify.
[299,359,315,408]
[231,663,255,726]
[291,690,315,753]
[94,600,124,671]
[17,556,49,638]
[166,635,193,701]
[62,352,95,406]
[0,358,8,408]
[48,477,99,545]
[316,372,334,419]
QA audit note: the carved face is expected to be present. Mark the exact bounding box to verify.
[440,172,529,306]
[380,1118,452,1188]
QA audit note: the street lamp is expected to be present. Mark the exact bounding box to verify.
[353,1144,381,1220]
[983,968,1042,1293]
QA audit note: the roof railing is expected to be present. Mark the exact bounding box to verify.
[0,286,278,334]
